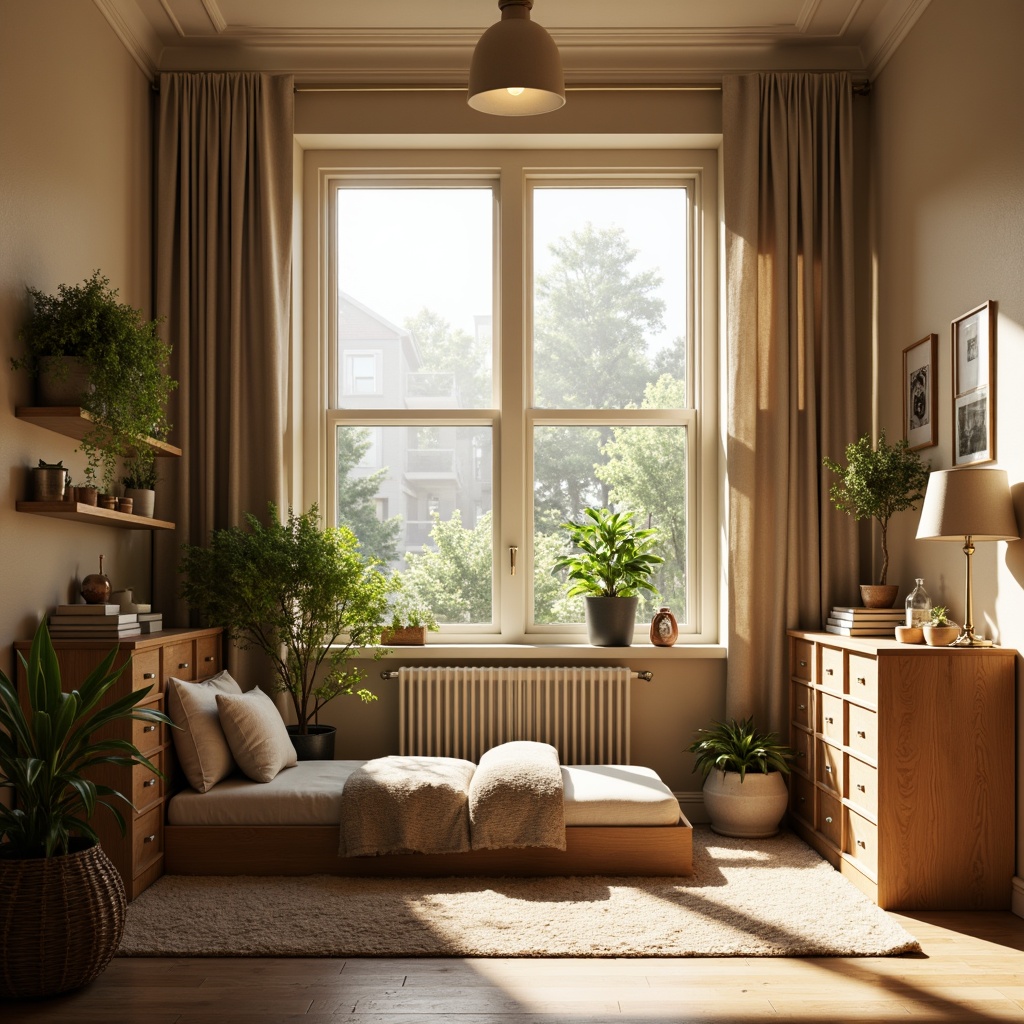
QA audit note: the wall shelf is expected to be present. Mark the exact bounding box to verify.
[15,406,182,458]
[16,501,174,531]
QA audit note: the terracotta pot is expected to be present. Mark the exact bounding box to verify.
[859,584,899,609]
[923,623,960,647]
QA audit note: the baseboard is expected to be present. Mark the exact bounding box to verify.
[675,790,708,824]
[1011,876,1024,918]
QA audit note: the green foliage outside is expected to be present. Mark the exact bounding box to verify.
[687,717,796,782]
[823,429,929,585]
[0,620,171,858]
[11,271,177,491]
[335,426,402,565]
[179,503,396,731]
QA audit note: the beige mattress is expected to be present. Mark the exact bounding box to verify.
[166,760,680,828]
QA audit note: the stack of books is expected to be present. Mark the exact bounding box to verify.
[825,606,906,637]
[49,604,141,639]
[137,611,163,633]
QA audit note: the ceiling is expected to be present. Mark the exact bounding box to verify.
[97,0,931,84]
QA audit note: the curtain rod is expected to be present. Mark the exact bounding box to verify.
[380,668,654,681]
[295,84,721,93]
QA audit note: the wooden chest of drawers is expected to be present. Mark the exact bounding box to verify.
[787,630,1015,910]
[16,627,222,899]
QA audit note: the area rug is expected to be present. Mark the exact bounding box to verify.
[118,828,919,958]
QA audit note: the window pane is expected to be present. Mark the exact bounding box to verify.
[533,424,687,626]
[336,188,493,409]
[337,425,494,625]
[532,187,686,409]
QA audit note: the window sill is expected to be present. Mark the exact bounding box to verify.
[365,642,726,661]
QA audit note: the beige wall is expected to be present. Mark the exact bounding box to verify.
[0,3,155,675]
[869,0,1024,869]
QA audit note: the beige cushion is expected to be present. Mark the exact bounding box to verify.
[166,670,242,793]
[215,687,298,783]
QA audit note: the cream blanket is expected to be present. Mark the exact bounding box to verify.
[339,741,566,857]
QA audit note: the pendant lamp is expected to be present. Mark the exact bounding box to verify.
[468,0,565,116]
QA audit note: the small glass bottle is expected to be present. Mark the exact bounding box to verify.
[905,578,932,628]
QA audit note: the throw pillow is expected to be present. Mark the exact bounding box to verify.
[166,669,242,793]
[215,687,298,783]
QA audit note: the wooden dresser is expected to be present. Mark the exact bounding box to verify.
[15,627,222,899]
[787,630,1016,910]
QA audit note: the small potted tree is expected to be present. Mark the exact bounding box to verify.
[180,503,396,760]
[687,717,796,838]
[823,430,929,608]
[553,507,663,646]
[10,270,177,494]
[0,621,171,998]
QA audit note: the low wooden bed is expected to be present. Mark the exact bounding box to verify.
[164,818,693,877]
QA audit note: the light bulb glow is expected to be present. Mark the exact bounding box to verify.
[506,87,525,96]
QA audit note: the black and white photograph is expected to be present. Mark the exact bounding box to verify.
[951,301,995,465]
[902,333,937,450]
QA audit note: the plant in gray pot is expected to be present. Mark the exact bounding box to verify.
[553,507,663,646]
[0,620,171,999]
[687,717,796,838]
[180,503,396,760]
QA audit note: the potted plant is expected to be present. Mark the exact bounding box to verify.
[180,502,397,760]
[823,430,929,608]
[381,590,439,646]
[122,453,158,518]
[553,507,663,646]
[10,271,177,493]
[687,717,795,838]
[0,620,171,999]
[922,605,960,647]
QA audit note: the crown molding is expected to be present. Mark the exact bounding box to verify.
[863,0,932,78]
[93,0,162,80]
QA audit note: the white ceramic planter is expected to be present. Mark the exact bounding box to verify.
[702,769,789,838]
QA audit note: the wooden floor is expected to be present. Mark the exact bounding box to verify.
[7,911,1024,1023]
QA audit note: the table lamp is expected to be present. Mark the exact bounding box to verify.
[916,467,1019,646]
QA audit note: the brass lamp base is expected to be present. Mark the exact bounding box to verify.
[951,629,994,648]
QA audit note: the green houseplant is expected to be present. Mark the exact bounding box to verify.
[553,507,663,646]
[687,717,796,838]
[122,453,158,518]
[381,588,440,646]
[923,605,959,647]
[179,502,396,759]
[10,271,177,492]
[0,620,171,998]
[823,429,929,608]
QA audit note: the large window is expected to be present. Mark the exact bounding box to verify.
[316,149,717,644]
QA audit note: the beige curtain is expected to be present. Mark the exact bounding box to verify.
[723,73,859,731]
[153,72,293,629]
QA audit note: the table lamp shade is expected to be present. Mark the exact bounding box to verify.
[916,468,1019,542]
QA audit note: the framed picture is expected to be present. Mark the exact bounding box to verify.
[902,333,937,450]
[952,300,995,466]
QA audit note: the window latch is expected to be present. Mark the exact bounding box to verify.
[510,545,518,576]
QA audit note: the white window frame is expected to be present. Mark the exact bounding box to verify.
[305,148,719,646]
[342,349,382,397]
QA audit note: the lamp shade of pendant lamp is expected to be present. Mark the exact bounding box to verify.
[468,0,565,116]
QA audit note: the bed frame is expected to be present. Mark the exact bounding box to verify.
[164,816,693,877]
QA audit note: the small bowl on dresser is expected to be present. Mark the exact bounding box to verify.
[895,625,924,644]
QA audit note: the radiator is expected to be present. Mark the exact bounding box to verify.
[397,665,632,764]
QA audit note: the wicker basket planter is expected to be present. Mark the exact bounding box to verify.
[380,626,428,646]
[0,842,126,999]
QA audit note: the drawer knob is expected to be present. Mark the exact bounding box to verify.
[825,668,834,676]
[824,816,833,824]
[825,716,834,725]
[142,725,156,733]
[143,778,156,788]
[798,703,806,711]
[205,655,215,662]
[856,677,866,685]
[797,751,806,758]
[143,672,155,680]
[857,784,866,792]
[178,662,189,669]
[857,839,867,849]
[799,660,807,667]
[857,730,866,738]
[799,796,806,803]
[143,834,157,844]
[824,765,833,773]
